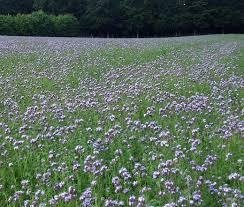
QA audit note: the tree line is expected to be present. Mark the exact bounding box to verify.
[0,11,79,36]
[0,0,243,37]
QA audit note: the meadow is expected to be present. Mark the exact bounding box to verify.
[0,34,243,207]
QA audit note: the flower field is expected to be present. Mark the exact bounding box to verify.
[0,35,243,207]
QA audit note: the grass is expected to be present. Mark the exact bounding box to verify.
[0,34,243,207]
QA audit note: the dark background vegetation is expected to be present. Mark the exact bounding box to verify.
[0,0,243,37]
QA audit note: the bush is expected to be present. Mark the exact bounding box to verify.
[14,13,33,36]
[52,14,79,37]
[0,11,80,36]
[0,15,16,35]
[29,11,55,36]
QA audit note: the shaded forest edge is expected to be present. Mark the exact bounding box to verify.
[0,0,243,37]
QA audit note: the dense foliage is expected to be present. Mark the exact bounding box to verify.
[0,11,79,36]
[0,0,243,37]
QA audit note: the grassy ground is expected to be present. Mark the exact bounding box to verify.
[0,35,243,207]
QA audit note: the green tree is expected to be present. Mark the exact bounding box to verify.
[0,0,33,14]
[53,14,79,36]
